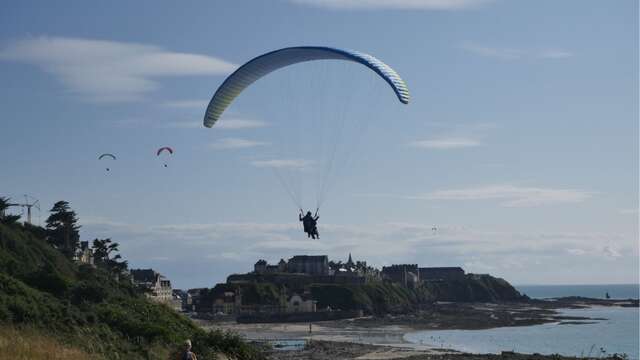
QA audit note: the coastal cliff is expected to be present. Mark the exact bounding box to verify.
[309,275,526,315]
[0,222,262,359]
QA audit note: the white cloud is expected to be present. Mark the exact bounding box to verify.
[361,185,593,207]
[419,185,592,207]
[0,36,236,101]
[619,208,639,215]
[291,0,493,10]
[251,159,314,169]
[216,118,268,129]
[209,138,270,149]
[602,246,622,258]
[163,120,203,129]
[538,50,574,59]
[164,118,267,130]
[460,43,524,60]
[163,99,209,109]
[81,217,638,288]
[150,256,170,261]
[113,117,153,128]
[460,42,573,61]
[408,137,481,149]
[566,248,587,256]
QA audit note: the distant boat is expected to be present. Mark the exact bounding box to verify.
[605,292,610,299]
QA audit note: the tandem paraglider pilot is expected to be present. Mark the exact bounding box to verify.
[299,209,320,239]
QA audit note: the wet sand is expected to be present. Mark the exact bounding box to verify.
[195,300,637,359]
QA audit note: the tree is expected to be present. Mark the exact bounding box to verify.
[92,238,128,275]
[45,201,81,259]
[0,196,21,225]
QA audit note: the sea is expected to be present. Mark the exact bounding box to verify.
[515,284,639,300]
[404,284,640,359]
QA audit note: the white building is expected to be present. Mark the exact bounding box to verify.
[130,269,173,303]
[286,293,317,313]
[75,241,94,266]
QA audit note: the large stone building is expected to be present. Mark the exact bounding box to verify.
[381,264,420,288]
[287,255,329,275]
[231,254,367,287]
[211,284,241,315]
[187,288,208,312]
[254,259,287,274]
[130,269,173,303]
[254,255,329,276]
[419,267,465,281]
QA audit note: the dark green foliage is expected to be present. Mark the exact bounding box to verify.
[0,222,264,360]
[45,201,81,259]
[240,283,281,305]
[422,274,525,302]
[310,282,418,314]
[92,238,128,276]
[0,197,21,225]
[311,276,525,315]
[22,263,72,297]
[0,222,76,280]
[70,280,109,304]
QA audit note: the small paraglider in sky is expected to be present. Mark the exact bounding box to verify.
[156,147,173,167]
[98,153,116,171]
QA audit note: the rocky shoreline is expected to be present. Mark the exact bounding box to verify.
[264,340,627,360]
[328,297,638,331]
[199,298,637,359]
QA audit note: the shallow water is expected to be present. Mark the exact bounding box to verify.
[404,307,639,359]
[269,339,306,351]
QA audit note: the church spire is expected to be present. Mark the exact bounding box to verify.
[347,253,353,266]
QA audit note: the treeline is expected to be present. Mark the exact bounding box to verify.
[1,197,127,276]
[0,196,263,360]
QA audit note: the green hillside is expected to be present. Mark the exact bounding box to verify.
[310,276,525,315]
[0,222,263,360]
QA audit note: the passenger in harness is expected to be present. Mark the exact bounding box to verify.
[299,209,320,239]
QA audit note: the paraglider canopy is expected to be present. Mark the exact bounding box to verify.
[202,46,410,212]
[156,147,174,156]
[203,46,410,128]
[98,153,116,160]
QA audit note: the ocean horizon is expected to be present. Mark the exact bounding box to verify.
[515,283,639,299]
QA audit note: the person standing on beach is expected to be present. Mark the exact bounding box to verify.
[178,339,197,360]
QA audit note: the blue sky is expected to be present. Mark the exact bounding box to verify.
[0,0,637,289]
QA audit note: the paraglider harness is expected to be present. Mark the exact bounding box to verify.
[299,209,320,239]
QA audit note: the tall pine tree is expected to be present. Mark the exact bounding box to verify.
[93,238,128,275]
[46,201,81,259]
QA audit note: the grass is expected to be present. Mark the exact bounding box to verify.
[0,326,98,360]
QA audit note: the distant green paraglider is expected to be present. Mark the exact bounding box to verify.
[98,153,116,171]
